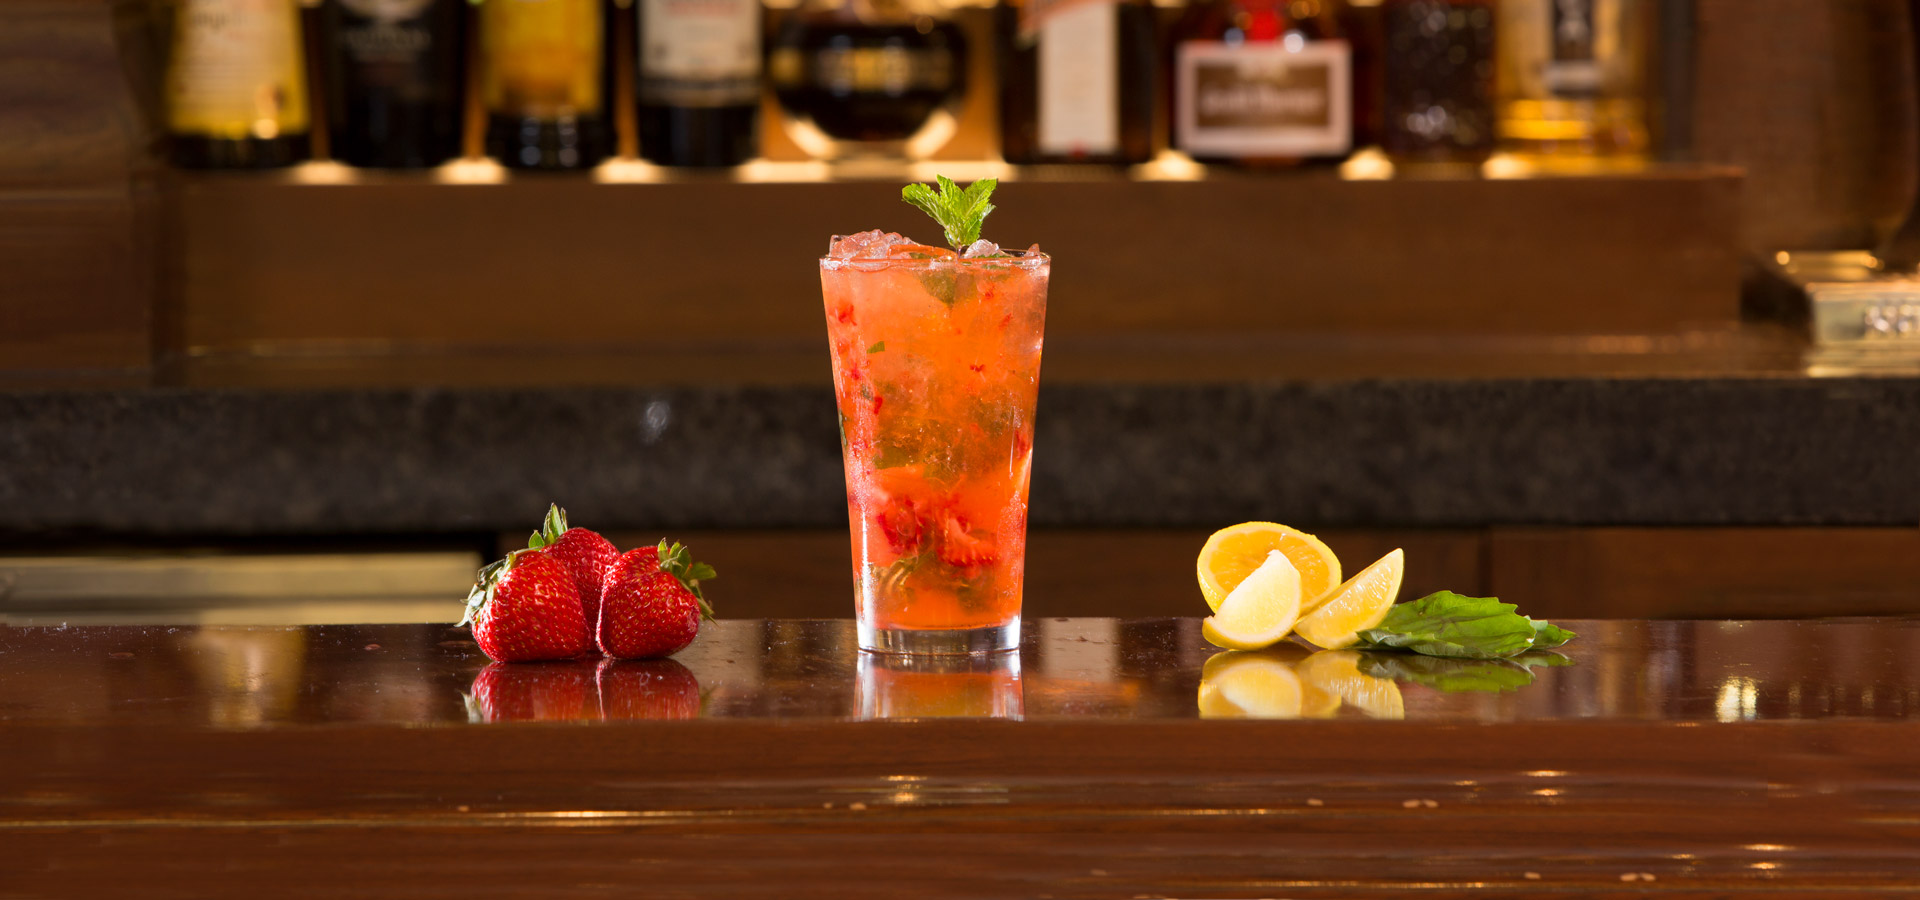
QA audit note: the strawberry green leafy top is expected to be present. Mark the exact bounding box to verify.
[902,175,996,250]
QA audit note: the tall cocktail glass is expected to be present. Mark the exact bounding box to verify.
[821,233,1048,654]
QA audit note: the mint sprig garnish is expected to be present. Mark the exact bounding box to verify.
[1355,591,1576,660]
[902,175,996,250]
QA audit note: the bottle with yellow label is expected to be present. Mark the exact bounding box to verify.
[479,0,612,170]
[164,0,314,168]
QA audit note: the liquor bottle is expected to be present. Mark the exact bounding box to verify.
[634,0,761,167]
[165,0,313,168]
[1169,0,1355,167]
[996,0,1157,166]
[1380,0,1497,171]
[479,0,611,170]
[768,0,968,160]
[1496,0,1649,164]
[320,0,468,168]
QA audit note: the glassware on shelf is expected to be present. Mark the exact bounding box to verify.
[1168,0,1358,168]
[1379,0,1497,172]
[768,0,969,162]
[1496,0,1650,168]
[995,0,1159,166]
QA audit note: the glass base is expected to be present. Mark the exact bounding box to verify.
[859,616,1020,655]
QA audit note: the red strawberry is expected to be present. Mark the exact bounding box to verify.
[876,495,925,554]
[599,541,716,659]
[465,660,599,722]
[936,512,997,570]
[525,503,619,629]
[460,550,591,663]
[597,657,702,720]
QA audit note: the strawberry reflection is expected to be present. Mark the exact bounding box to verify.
[859,652,1023,720]
[465,660,600,723]
[1198,646,1406,720]
[597,658,701,720]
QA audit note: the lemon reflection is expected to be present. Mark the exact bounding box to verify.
[859,653,1023,720]
[1198,647,1405,720]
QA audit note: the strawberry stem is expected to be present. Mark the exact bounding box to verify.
[655,540,718,621]
[528,503,570,550]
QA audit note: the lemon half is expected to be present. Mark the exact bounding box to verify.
[1197,522,1341,613]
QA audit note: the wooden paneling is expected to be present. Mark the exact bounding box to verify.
[0,0,157,381]
[1693,0,1919,253]
[571,528,1486,620]
[174,170,1743,371]
[1490,527,1920,619]
[0,186,156,380]
[0,1,153,187]
[591,527,1920,621]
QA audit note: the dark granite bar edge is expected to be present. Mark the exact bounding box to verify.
[1,378,1916,537]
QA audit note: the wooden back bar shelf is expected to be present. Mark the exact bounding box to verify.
[4,617,1918,897]
[166,166,1745,387]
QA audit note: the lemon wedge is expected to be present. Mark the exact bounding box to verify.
[1197,650,1303,719]
[1197,522,1341,613]
[1201,550,1303,651]
[1297,650,1405,719]
[1293,548,1403,650]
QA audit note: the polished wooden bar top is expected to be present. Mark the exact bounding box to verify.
[4,618,1918,898]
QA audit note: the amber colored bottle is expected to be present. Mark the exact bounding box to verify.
[1169,0,1356,167]
[479,0,612,170]
[165,0,313,168]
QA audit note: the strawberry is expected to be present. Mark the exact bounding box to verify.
[599,541,716,659]
[525,503,619,629]
[465,660,599,722]
[876,495,925,554]
[460,550,591,663]
[936,511,997,570]
[597,658,702,720]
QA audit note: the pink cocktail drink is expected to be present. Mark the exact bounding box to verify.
[821,230,1048,654]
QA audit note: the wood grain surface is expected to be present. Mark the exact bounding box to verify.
[1,618,1918,897]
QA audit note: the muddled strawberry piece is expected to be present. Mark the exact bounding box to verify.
[936,513,997,570]
[876,498,925,555]
[832,302,857,324]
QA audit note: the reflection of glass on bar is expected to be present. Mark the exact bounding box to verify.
[858,652,1024,720]
[821,236,1049,655]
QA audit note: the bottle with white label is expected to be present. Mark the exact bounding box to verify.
[996,0,1157,166]
[635,0,761,167]
[165,0,313,168]
[1496,0,1649,166]
[1169,0,1356,167]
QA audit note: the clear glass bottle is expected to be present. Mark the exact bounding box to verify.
[1496,0,1650,166]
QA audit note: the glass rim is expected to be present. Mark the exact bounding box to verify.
[819,238,1050,268]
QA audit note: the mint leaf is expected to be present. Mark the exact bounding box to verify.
[901,176,997,249]
[1530,619,1576,649]
[1357,652,1538,693]
[1356,591,1541,659]
[867,341,885,354]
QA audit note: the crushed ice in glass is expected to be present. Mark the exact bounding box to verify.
[828,230,910,260]
[961,239,1001,258]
